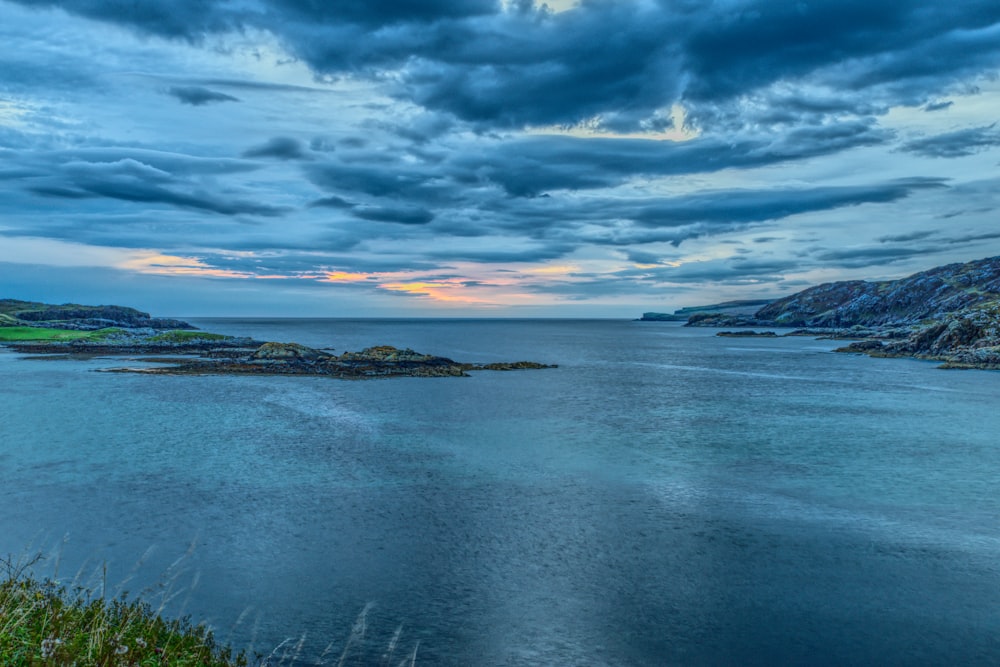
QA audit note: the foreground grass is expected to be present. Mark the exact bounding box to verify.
[0,574,246,666]
[1,557,419,667]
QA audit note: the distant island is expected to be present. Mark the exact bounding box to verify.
[640,255,1000,370]
[0,299,554,378]
[639,299,774,322]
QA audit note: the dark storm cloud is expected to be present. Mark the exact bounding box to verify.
[243,137,310,160]
[452,123,892,197]
[812,245,934,266]
[942,231,1000,245]
[22,157,285,217]
[923,100,954,112]
[624,249,665,265]
[50,148,260,176]
[8,0,241,39]
[877,231,936,243]
[680,2,999,101]
[167,86,240,106]
[14,0,1000,132]
[937,207,993,219]
[628,180,944,228]
[351,205,435,225]
[308,196,355,209]
[424,244,574,264]
[266,0,499,27]
[305,160,447,201]
[899,124,1000,158]
[193,78,335,94]
[300,132,945,247]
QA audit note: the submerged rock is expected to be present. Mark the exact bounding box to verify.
[716,330,778,337]
[473,361,557,370]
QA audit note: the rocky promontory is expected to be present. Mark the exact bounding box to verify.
[639,299,773,322]
[678,256,1000,370]
[1,299,193,330]
[1,300,555,378]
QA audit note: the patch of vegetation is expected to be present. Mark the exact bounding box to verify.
[0,299,49,318]
[147,330,230,343]
[0,327,125,343]
[0,327,95,342]
[89,327,127,340]
[0,573,246,666]
[0,313,19,326]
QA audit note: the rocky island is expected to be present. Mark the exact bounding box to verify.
[0,299,554,378]
[668,256,1000,370]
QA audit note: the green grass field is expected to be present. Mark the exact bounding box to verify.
[147,330,229,343]
[0,327,127,343]
[0,327,96,342]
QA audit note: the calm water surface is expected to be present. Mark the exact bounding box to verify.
[2,319,999,665]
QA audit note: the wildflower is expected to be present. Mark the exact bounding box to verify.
[115,644,129,655]
[41,637,63,658]
[135,637,148,649]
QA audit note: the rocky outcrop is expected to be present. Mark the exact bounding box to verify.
[337,346,436,362]
[3,300,194,330]
[251,342,329,362]
[90,343,553,379]
[836,301,1000,368]
[680,256,1000,369]
[706,256,1000,329]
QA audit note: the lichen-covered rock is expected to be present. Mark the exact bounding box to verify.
[252,342,327,362]
[835,340,884,353]
[337,346,438,362]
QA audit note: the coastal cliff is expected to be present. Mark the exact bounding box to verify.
[0,299,193,330]
[683,256,1000,369]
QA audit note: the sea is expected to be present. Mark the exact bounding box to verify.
[2,319,999,665]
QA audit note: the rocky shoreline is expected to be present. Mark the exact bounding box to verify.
[678,256,1000,370]
[0,299,555,379]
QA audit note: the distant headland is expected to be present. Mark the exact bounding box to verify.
[0,299,554,378]
[640,256,1000,370]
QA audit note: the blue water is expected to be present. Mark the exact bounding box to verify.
[2,319,1000,665]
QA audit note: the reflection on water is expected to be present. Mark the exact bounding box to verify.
[2,321,1000,665]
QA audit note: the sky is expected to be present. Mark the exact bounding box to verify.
[1,0,1000,317]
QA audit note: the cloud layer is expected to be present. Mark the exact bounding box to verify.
[1,0,999,314]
